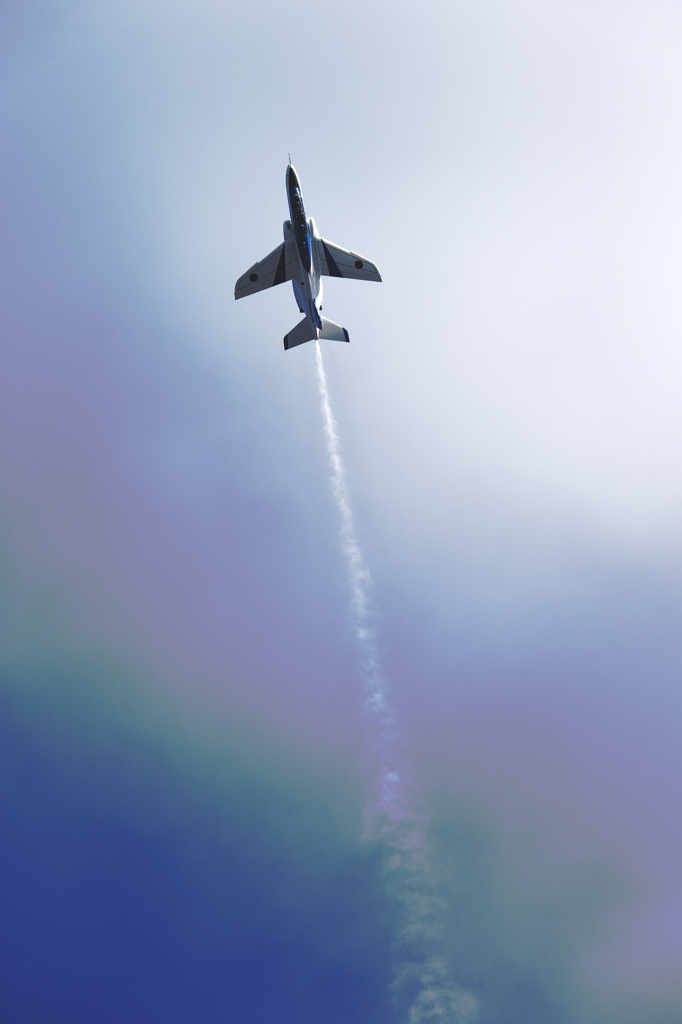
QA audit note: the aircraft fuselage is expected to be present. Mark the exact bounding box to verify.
[285,165,323,331]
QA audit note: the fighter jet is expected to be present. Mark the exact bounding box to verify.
[234,164,381,350]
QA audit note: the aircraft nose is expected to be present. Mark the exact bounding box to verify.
[287,164,299,189]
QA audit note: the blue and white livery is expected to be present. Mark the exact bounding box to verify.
[234,164,382,350]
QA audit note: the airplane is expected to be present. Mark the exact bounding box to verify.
[234,163,381,350]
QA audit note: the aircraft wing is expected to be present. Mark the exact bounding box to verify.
[235,242,292,299]
[317,239,382,282]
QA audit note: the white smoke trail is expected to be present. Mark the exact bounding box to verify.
[314,342,478,1024]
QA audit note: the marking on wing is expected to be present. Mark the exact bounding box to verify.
[273,245,287,285]
[322,242,344,278]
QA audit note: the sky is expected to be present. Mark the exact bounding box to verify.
[1,1,682,1021]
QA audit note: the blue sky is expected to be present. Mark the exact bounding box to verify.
[2,2,682,1021]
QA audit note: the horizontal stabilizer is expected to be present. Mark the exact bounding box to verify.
[283,316,316,351]
[318,317,350,343]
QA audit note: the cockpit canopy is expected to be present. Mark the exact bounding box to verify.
[287,168,311,271]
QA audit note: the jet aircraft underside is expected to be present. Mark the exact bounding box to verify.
[234,165,381,349]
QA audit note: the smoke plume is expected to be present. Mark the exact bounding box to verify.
[314,342,478,1024]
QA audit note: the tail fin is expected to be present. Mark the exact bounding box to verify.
[318,317,350,343]
[283,316,316,350]
[283,315,350,351]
